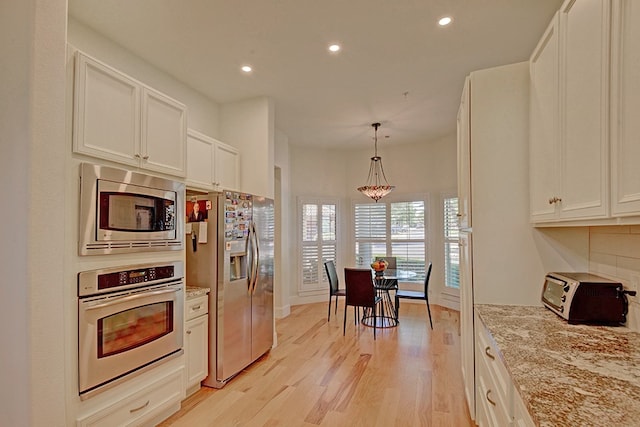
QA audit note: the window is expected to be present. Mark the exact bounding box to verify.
[444,196,460,289]
[299,200,337,289]
[354,200,426,281]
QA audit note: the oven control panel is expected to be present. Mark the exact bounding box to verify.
[78,261,183,296]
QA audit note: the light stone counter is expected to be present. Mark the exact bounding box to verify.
[475,304,640,427]
[185,286,210,299]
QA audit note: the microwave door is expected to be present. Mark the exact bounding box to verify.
[96,180,177,242]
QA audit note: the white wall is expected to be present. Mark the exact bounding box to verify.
[275,129,292,318]
[0,0,68,426]
[590,226,640,332]
[288,134,458,307]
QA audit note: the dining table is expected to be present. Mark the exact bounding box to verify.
[361,268,416,328]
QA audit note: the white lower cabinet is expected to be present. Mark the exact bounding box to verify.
[512,389,536,427]
[475,311,535,427]
[184,295,209,396]
[76,367,183,427]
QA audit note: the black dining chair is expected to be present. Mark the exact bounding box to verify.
[395,262,433,329]
[344,268,382,339]
[324,260,346,322]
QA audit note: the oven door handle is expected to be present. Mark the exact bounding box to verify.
[83,287,181,310]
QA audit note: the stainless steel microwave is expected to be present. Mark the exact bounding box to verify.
[79,163,184,255]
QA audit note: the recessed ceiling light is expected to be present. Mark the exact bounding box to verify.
[328,44,341,53]
[241,65,253,73]
[438,16,453,26]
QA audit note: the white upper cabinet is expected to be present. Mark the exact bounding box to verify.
[610,0,640,216]
[186,129,240,191]
[558,0,609,220]
[530,13,560,221]
[530,1,610,223]
[457,77,471,230]
[73,50,186,177]
[141,87,187,176]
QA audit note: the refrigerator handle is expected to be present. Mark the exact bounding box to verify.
[249,222,259,294]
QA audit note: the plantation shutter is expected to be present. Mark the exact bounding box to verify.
[444,197,460,289]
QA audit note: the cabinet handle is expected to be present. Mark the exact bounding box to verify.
[456,213,463,217]
[134,153,141,159]
[548,196,563,204]
[485,346,495,360]
[142,155,149,160]
[486,390,496,406]
[186,330,192,334]
[191,304,202,311]
[129,400,150,413]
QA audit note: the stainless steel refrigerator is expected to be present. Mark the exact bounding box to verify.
[186,190,274,388]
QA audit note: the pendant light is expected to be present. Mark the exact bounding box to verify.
[357,122,395,202]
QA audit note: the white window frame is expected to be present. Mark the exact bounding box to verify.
[297,197,339,295]
[352,193,429,283]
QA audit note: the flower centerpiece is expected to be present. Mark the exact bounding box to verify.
[370,259,388,276]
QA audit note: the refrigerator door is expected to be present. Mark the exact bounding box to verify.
[215,191,253,384]
[251,196,274,360]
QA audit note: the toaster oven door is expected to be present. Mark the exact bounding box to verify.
[542,276,567,313]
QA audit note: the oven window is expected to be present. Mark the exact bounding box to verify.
[97,302,174,358]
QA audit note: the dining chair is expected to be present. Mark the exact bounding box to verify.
[395,262,433,329]
[344,268,382,339]
[324,260,346,322]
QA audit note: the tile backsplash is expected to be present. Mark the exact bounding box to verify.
[589,226,640,332]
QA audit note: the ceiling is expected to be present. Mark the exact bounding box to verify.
[68,0,562,150]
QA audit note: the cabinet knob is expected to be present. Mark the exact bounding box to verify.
[186,330,192,334]
[456,213,463,217]
[142,155,149,160]
[134,153,141,159]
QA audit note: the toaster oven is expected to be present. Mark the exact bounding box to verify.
[542,272,635,325]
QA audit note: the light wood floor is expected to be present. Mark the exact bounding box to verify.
[159,301,474,427]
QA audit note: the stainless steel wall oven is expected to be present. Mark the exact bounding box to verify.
[78,261,184,399]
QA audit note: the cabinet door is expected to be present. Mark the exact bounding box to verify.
[611,0,640,216]
[73,52,140,166]
[185,315,208,390]
[141,87,187,177]
[457,77,471,229]
[558,0,610,219]
[214,141,240,191]
[186,129,215,190]
[529,14,560,222]
[459,232,475,420]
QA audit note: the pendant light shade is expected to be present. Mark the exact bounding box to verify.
[357,122,395,202]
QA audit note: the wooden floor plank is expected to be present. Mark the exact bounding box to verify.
[158,302,474,427]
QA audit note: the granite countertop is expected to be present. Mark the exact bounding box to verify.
[185,286,210,299]
[475,304,640,427]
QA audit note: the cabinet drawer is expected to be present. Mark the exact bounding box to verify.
[476,367,510,427]
[476,319,510,400]
[77,368,183,427]
[185,295,208,321]
[513,386,536,427]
